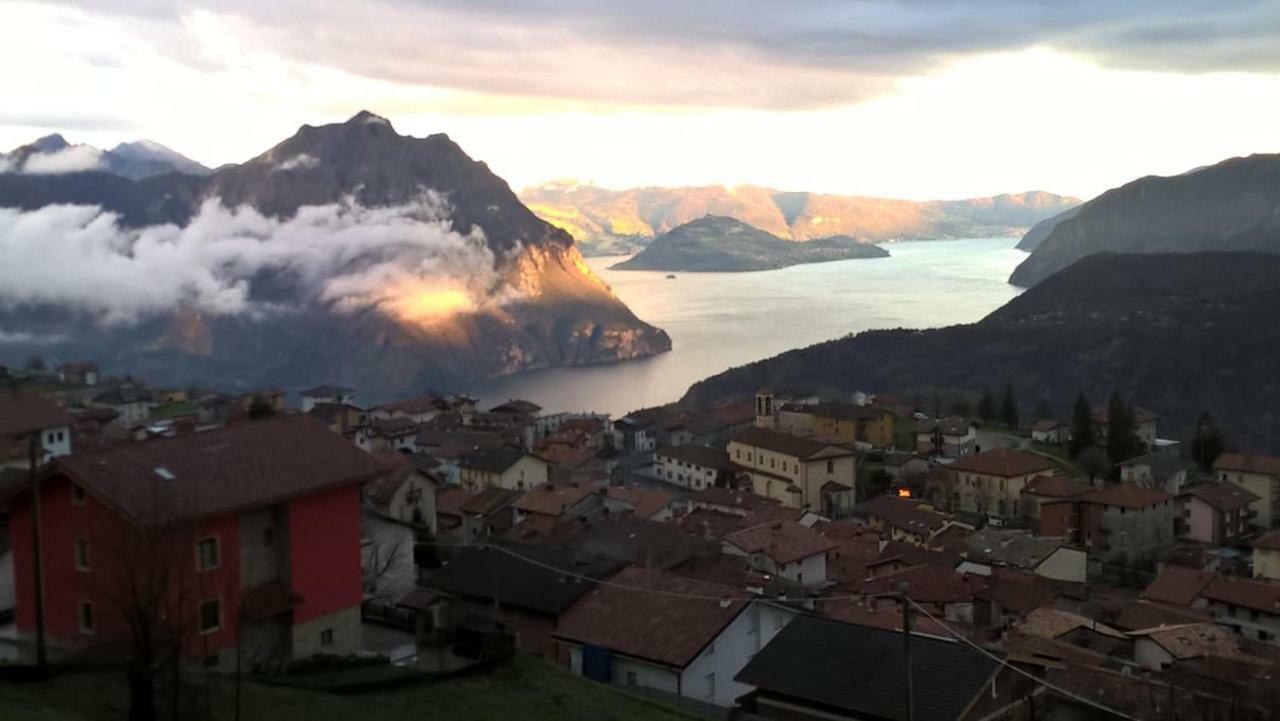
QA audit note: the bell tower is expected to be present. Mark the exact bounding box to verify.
[754,389,776,429]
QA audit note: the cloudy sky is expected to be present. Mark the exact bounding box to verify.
[3,0,1280,200]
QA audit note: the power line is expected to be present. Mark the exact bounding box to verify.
[904,598,1136,721]
[420,539,1138,719]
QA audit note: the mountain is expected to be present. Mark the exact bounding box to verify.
[520,182,1079,255]
[1009,154,1280,286]
[1014,206,1079,251]
[611,216,889,272]
[1,135,210,179]
[681,252,1280,453]
[0,111,670,398]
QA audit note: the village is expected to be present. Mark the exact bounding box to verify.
[3,360,1280,720]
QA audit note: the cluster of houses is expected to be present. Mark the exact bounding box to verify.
[5,367,1280,718]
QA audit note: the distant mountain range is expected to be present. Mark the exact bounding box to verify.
[0,112,670,398]
[0,134,211,179]
[1010,153,1280,286]
[682,252,1280,453]
[521,182,1080,255]
[611,216,889,272]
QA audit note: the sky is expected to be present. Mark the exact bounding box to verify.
[3,0,1280,200]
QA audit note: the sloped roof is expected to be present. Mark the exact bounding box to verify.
[604,486,673,518]
[730,426,851,460]
[1018,607,1126,640]
[0,392,72,437]
[512,483,599,517]
[368,416,419,437]
[914,417,972,437]
[459,447,535,474]
[736,614,1000,721]
[1181,482,1259,512]
[1254,529,1280,552]
[864,494,950,535]
[1215,453,1280,477]
[554,567,746,668]
[689,486,776,513]
[947,449,1055,478]
[859,563,986,605]
[1113,600,1211,631]
[489,399,541,415]
[1142,566,1216,606]
[724,520,837,565]
[1081,483,1172,509]
[458,486,518,515]
[1022,474,1093,498]
[782,401,889,422]
[1202,575,1280,615]
[965,528,1072,571]
[1129,623,1245,661]
[375,394,442,415]
[423,543,620,616]
[435,487,474,518]
[32,415,385,524]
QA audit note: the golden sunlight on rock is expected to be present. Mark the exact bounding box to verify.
[386,286,474,324]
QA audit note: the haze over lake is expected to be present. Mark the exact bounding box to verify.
[468,237,1027,415]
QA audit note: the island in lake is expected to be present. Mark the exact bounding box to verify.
[610,215,889,272]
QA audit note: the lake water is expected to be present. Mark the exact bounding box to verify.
[467,237,1027,416]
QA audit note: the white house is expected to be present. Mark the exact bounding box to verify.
[299,384,357,413]
[556,567,798,708]
[654,444,735,491]
[0,393,73,467]
[722,521,837,587]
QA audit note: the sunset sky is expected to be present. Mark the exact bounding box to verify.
[4,0,1280,200]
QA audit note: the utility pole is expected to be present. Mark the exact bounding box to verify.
[899,581,913,721]
[29,431,47,670]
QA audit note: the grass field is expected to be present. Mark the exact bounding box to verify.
[0,656,708,721]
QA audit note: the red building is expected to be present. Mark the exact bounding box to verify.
[2,415,387,670]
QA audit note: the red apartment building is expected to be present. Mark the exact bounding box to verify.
[2,415,387,670]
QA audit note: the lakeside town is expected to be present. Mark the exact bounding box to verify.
[2,359,1280,719]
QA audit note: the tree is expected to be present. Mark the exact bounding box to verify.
[1077,445,1111,483]
[977,387,996,423]
[247,394,276,420]
[1105,391,1141,472]
[24,355,46,372]
[1034,398,1054,422]
[1190,411,1227,471]
[1000,384,1019,429]
[1068,392,1094,457]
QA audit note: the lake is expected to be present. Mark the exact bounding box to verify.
[467,237,1027,416]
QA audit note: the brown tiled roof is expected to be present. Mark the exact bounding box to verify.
[513,483,599,517]
[1081,483,1172,509]
[1181,482,1259,512]
[39,415,385,524]
[1254,529,1280,552]
[821,598,950,636]
[947,449,1054,478]
[826,538,884,584]
[539,446,596,468]
[1018,607,1126,640]
[859,562,986,605]
[0,392,72,438]
[724,520,838,565]
[864,495,950,535]
[435,487,474,518]
[605,486,673,519]
[368,416,418,437]
[1113,600,1211,631]
[459,486,518,516]
[978,567,1069,615]
[1022,474,1093,498]
[730,426,851,460]
[554,567,745,668]
[489,399,541,416]
[1129,623,1246,661]
[1215,453,1280,477]
[364,453,413,504]
[459,447,535,474]
[1142,567,1216,606]
[677,508,745,541]
[1202,576,1280,615]
[914,417,972,437]
[689,486,775,513]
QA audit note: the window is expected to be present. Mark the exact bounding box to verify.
[77,601,94,633]
[199,600,221,634]
[74,539,90,571]
[769,458,775,468]
[196,537,220,571]
[826,460,834,473]
[70,483,86,506]
[320,629,334,647]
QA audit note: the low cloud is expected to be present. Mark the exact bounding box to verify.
[21,145,105,174]
[0,195,514,324]
[275,153,320,172]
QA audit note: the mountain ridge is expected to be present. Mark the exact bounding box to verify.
[521,182,1080,255]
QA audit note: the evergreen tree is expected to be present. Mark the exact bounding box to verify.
[247,394,276,420]
[1069,392,1093,457]
[1001,384,1019,429]
[1105,391,1141,473]
[1191,411,1227,471]
[977,387,996,423]
[1077,445,1111,483]
[1034,398,1054,422]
